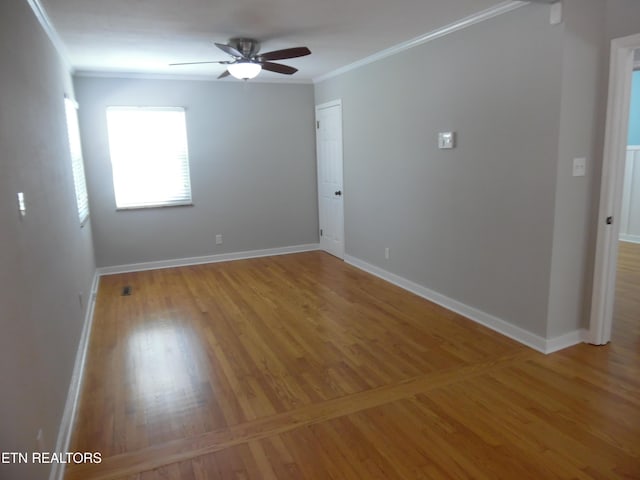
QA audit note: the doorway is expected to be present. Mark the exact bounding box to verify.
[612,61,640,345]
[315,100,345,259]
[613,241,640,346]
[590,37,640,345]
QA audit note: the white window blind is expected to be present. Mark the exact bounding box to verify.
[106,106,192,209]
[64,97,90,225]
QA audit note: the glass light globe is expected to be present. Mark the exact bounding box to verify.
[228,62,262,80]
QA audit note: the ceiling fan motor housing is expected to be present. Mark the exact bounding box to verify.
[229,38,261,58]
[170,38,310,78]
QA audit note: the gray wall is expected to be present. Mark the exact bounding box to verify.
[315,5,563,337]
[606,0,640,41]
[546,0,605,337]
[74,78,318,267]
[0,0,96,478]
[572,0,640,338]
[315,1,640,341]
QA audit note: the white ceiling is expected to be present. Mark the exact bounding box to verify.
[39,0,516,82]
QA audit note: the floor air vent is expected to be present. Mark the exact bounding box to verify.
[121,286,132,296]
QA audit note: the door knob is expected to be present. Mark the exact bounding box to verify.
[335,190,342,196]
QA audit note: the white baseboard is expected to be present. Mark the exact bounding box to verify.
[344,254,585,355]
[97,243,321,276]
[49,272,100,480]
[544,329,589,354]
[619,234,640,244]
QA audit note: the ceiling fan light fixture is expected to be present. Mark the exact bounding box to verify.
[228,62,262,80]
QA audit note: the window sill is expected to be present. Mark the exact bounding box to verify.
[115,203,194,212]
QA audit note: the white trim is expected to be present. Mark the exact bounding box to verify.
[24,0,73,72]
[73,70,313,85]
[49,272,100,480]
[619,234,640,244]
[316,99,342,111]
[97,244,320,276]
[589,33,640,345]
[313,1,527,84]
[545,329,589,354]
[345,254,584,354]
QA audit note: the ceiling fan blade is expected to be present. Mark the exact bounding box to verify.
[169,60,224,66]
[260,62,298,75]
[217,70,231,79]
[215,42,243,58]
[259,47,311,61]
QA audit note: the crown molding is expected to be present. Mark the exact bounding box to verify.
[24,0,73,72]
[73,69,314,84]
[26,0,535,85]
[314,0,528,84]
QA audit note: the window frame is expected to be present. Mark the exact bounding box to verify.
[64,96,90,226]
[105,106,193,211]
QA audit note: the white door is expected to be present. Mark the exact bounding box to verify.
[590,35,640,345]
[316,100,345,259]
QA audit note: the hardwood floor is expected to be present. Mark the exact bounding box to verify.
[66,251,640,480]
[613,241,640,350]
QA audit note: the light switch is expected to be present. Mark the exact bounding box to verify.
[572,157,586,177]
[17,192,26,217]
[550,2,563,25]
[438,132,455,149]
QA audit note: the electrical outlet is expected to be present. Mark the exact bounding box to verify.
[78,292,84,310]
[572,157,586,177]
[384,247,390,259]
[215,234,223,245]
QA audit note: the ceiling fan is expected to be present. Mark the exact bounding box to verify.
[170,38,311,80]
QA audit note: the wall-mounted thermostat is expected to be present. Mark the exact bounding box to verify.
[438,132,456,149]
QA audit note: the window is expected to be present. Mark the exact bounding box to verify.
[64,97,90,224]
[106,106,192,209]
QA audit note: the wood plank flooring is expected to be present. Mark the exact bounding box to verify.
[613,241,640,350]
[66,250,640,479]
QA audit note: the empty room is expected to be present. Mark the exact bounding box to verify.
[1,0,640,479]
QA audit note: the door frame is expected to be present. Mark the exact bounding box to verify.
[589,33,640,345]
[315,99,345,259]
